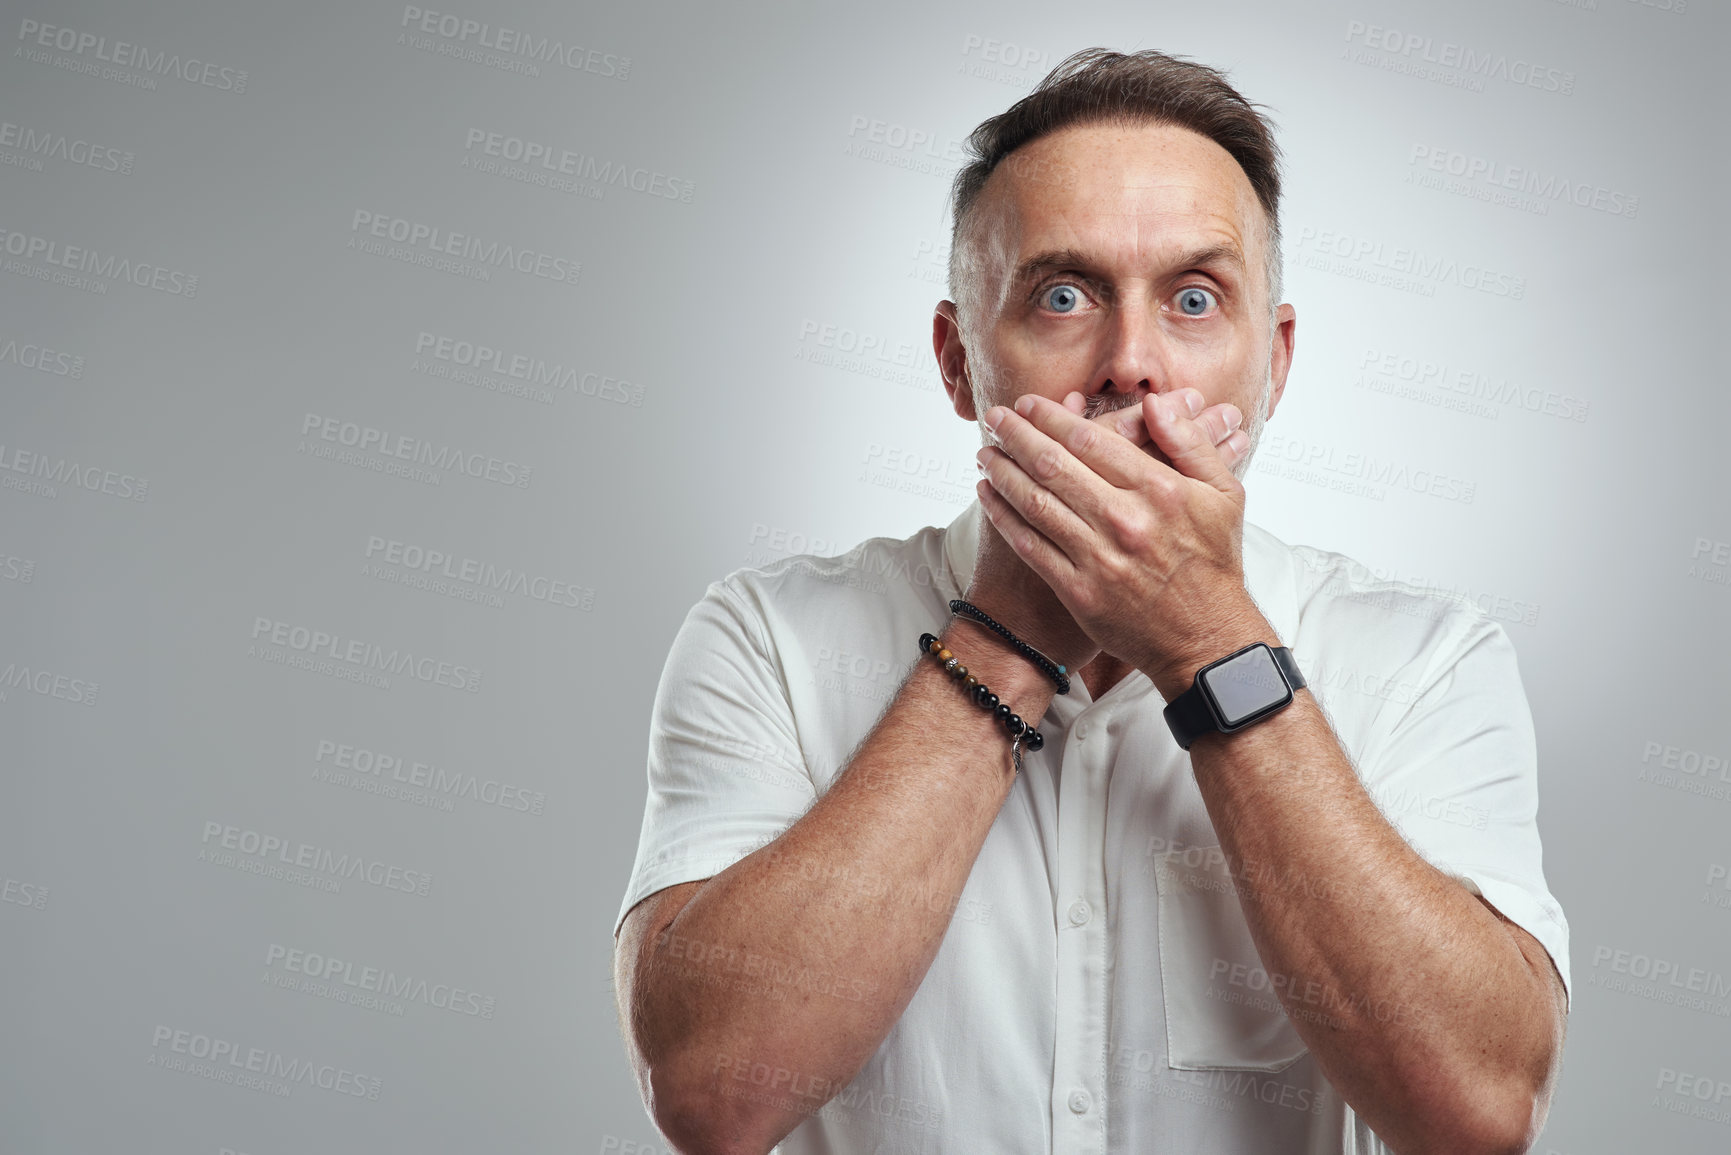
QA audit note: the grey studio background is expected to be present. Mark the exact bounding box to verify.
[1,0,1726,1152]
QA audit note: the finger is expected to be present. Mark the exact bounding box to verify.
[977,435,1095,564]
[974,476,1079,590]
[986,393,1157,497]
[1184,398,1249,474]
[1094,403,1156,447]
[1143,389,1244,495]
[1194,398,1244,451]
[1092,397,1241,455]
[1089,397,1247,478]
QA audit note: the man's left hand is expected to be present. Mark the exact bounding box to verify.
[975,388,1270,696]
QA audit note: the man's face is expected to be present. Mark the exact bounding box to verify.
[936,119,1296,479]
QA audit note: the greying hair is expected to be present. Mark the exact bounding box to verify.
[947,48,1284,327]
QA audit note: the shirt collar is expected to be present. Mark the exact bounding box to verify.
[939,498,1300,653]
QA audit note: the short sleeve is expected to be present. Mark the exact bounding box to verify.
[614,577,818,937]
[1357,615,1572,1010]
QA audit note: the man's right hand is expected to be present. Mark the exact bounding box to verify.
[960,391,1248,673]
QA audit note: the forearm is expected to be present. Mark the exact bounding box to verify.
[1184,685,1556,1153]
[635,617,1053,1152]
[966,375,1559,1147]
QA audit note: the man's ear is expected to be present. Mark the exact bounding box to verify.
[1263,302,1297,422]
[933,301,978,422]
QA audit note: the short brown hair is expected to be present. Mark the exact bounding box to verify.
[948,47,1284,321]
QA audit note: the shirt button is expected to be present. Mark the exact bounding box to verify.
[1067,900,1091,927]
[1074,720,1091,742]
[1068,1089,1092,1114]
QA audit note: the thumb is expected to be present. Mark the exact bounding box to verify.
[1144,390,1243,495]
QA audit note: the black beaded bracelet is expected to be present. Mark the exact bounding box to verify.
[948,599,1071,695]
[918,631,1044,775]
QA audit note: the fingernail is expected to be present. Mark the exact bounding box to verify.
[984,407,1005,431]
[1224,406,1242,432]
[1183,390,1203,417]
[1014,395,1036,417]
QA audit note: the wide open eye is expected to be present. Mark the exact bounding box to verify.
[1041,284,1086,313]
[1175,287,1217,316]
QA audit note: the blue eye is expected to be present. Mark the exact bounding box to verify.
[1176,287,1216,316]
[1043,284,1083,313]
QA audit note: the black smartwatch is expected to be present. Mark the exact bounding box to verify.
[1162,642,1306,750]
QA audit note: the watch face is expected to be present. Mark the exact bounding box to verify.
[1202,645,1291,727]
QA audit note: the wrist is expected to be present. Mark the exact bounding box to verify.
[938,617,1066,705]
[956,589,1099,673]
[1143,604,1276,701]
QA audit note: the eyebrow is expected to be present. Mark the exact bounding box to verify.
[1011,244,1246,287]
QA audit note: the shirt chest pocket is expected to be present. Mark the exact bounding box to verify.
[1153,846,1308,1072]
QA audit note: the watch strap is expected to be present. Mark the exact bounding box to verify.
[1271,645,1306,692]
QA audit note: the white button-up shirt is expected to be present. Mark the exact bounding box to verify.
[618,500,1571,1154]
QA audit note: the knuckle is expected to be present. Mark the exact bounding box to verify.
[1024,485,1051,522]
[1146,474,1180,506]
[1103,505,1147,543]
[1110,409,1146,442]
[1033,449,1064,482]
[1068,423,1098,456]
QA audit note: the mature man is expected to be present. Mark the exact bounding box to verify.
[614,48,1569,1155]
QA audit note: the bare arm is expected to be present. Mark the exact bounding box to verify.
[1165,619,1568,1155]
[974,388,1567,1154]
[612,392,1244,1154]
[613,614,1056,1155]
